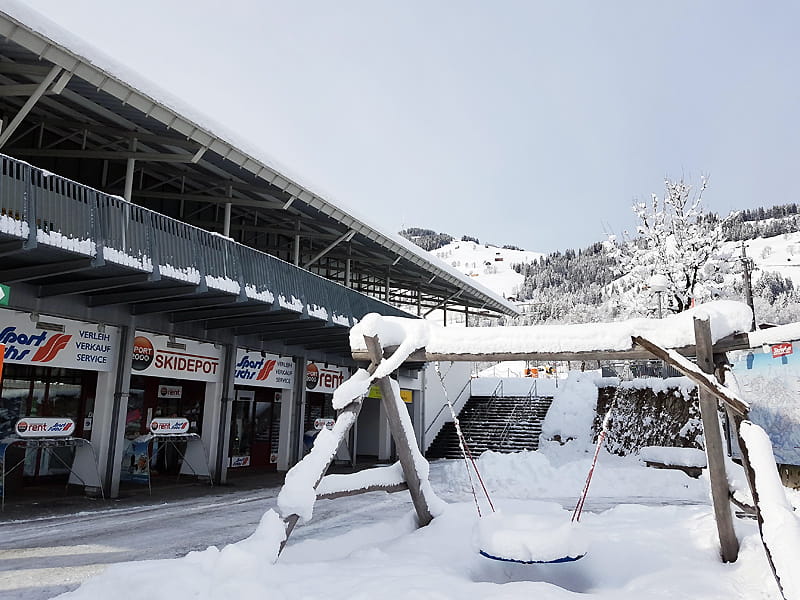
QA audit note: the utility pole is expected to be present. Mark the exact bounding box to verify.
[740,242,756,331]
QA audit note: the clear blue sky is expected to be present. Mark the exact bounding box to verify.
[19,1,800,253]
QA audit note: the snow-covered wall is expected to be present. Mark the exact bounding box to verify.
[598,377,702,455]
[541,372,703,456]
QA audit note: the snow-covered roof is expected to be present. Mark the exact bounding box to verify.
[0,1,518,318]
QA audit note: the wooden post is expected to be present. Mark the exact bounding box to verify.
[694,317,739,562]
[364,335,434,527]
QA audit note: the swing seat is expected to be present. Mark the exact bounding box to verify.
[479,549,585,564]
[476,507,588,565]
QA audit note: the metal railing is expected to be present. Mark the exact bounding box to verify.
[0,153,408,321]
[424,375,473,437]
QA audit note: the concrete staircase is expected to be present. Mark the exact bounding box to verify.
[425,395,554,460]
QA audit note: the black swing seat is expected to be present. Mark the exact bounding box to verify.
[480,549,586,564]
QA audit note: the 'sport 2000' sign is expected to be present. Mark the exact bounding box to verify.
[132,332,222,382]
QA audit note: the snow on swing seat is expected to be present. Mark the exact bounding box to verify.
[477,504,588,564]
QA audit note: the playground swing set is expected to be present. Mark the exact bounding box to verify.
[275,312,797,600]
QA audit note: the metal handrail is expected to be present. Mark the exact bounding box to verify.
[463,379,503,442]
[0,153,408,321]
[425,375,473,436]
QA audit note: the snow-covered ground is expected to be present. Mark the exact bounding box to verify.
[21,441,793,600]
[23,372,797,600]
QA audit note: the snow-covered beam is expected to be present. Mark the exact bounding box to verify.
[350,301,756,364]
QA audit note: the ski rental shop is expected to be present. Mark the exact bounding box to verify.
[0,6,518,506]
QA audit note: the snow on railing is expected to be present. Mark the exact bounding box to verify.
[0,152,409,322]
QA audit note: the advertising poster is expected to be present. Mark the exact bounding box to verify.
[306,362,348,393]
[731,342,800,465]
[0,308,117,372]
[132,332,222,382]
[234,349,295,389]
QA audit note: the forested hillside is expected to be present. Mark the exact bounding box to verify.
[401,202,800,326]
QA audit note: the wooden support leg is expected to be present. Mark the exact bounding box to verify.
[694,317,739,562]
[364,335,434,527]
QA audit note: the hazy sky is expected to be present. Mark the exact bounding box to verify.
[18,1,800,253]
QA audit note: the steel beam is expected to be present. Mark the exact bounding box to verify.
[0,258,93,283]
[88,285,198,307]
[38,273,150,297]
[0,64,62,149]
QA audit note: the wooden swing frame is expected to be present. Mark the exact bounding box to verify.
[277,315,792,598]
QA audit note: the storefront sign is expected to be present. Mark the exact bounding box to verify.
[234,349,295,389]
[772,343,793,358]
[306,362,348,393]
[367,385,413,404]
[157,385,183,399]
[15,417,75,438]
[229,455,250,468]
[0,309,117,371]
[314,418,335,430]
[149,417,190,435]
[132,332,222,382]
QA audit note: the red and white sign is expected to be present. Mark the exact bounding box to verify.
[15,417,75,438]
[234,349,295,389]
[157,385,183,399]
[0,309,117,372]
[133,332,222,382]
[306,362,348,393]
[314,418,335,431]
[149,417,190,435]
[772,343,794,358]
[229,455,251,468]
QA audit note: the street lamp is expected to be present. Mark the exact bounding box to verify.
[648,274,669,319]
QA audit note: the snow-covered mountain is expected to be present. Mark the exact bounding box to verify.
[740,231,800,284]
[431,241,543,299]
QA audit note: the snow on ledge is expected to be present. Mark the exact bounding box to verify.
[316,462,405,497]
[350,300,753,356]
[638,446,707,468]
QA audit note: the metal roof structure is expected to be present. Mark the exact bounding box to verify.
[0,6,519,321]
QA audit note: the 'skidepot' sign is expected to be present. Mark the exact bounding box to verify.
[0,308,117,372]
[132,332,222,382]
[306,362,348,393]
[234,349,295,389]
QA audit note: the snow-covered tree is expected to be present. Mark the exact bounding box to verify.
[606,177,734,314]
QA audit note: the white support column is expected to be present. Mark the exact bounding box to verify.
[290,354,308,466]
[201,380,224,478]
[90,369,117,489]
[277,385,295,472]
[123,138,137,202]
[213,340,237,484]
[223,184,232,238]
[98,323,135,498]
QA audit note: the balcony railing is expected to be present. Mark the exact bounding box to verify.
[0,153,409,322]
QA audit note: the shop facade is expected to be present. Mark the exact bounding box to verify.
[229,349,296,471]
[0,309,117,490]
[119,332,223,484]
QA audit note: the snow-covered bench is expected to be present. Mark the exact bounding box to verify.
[638,446,707,478]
